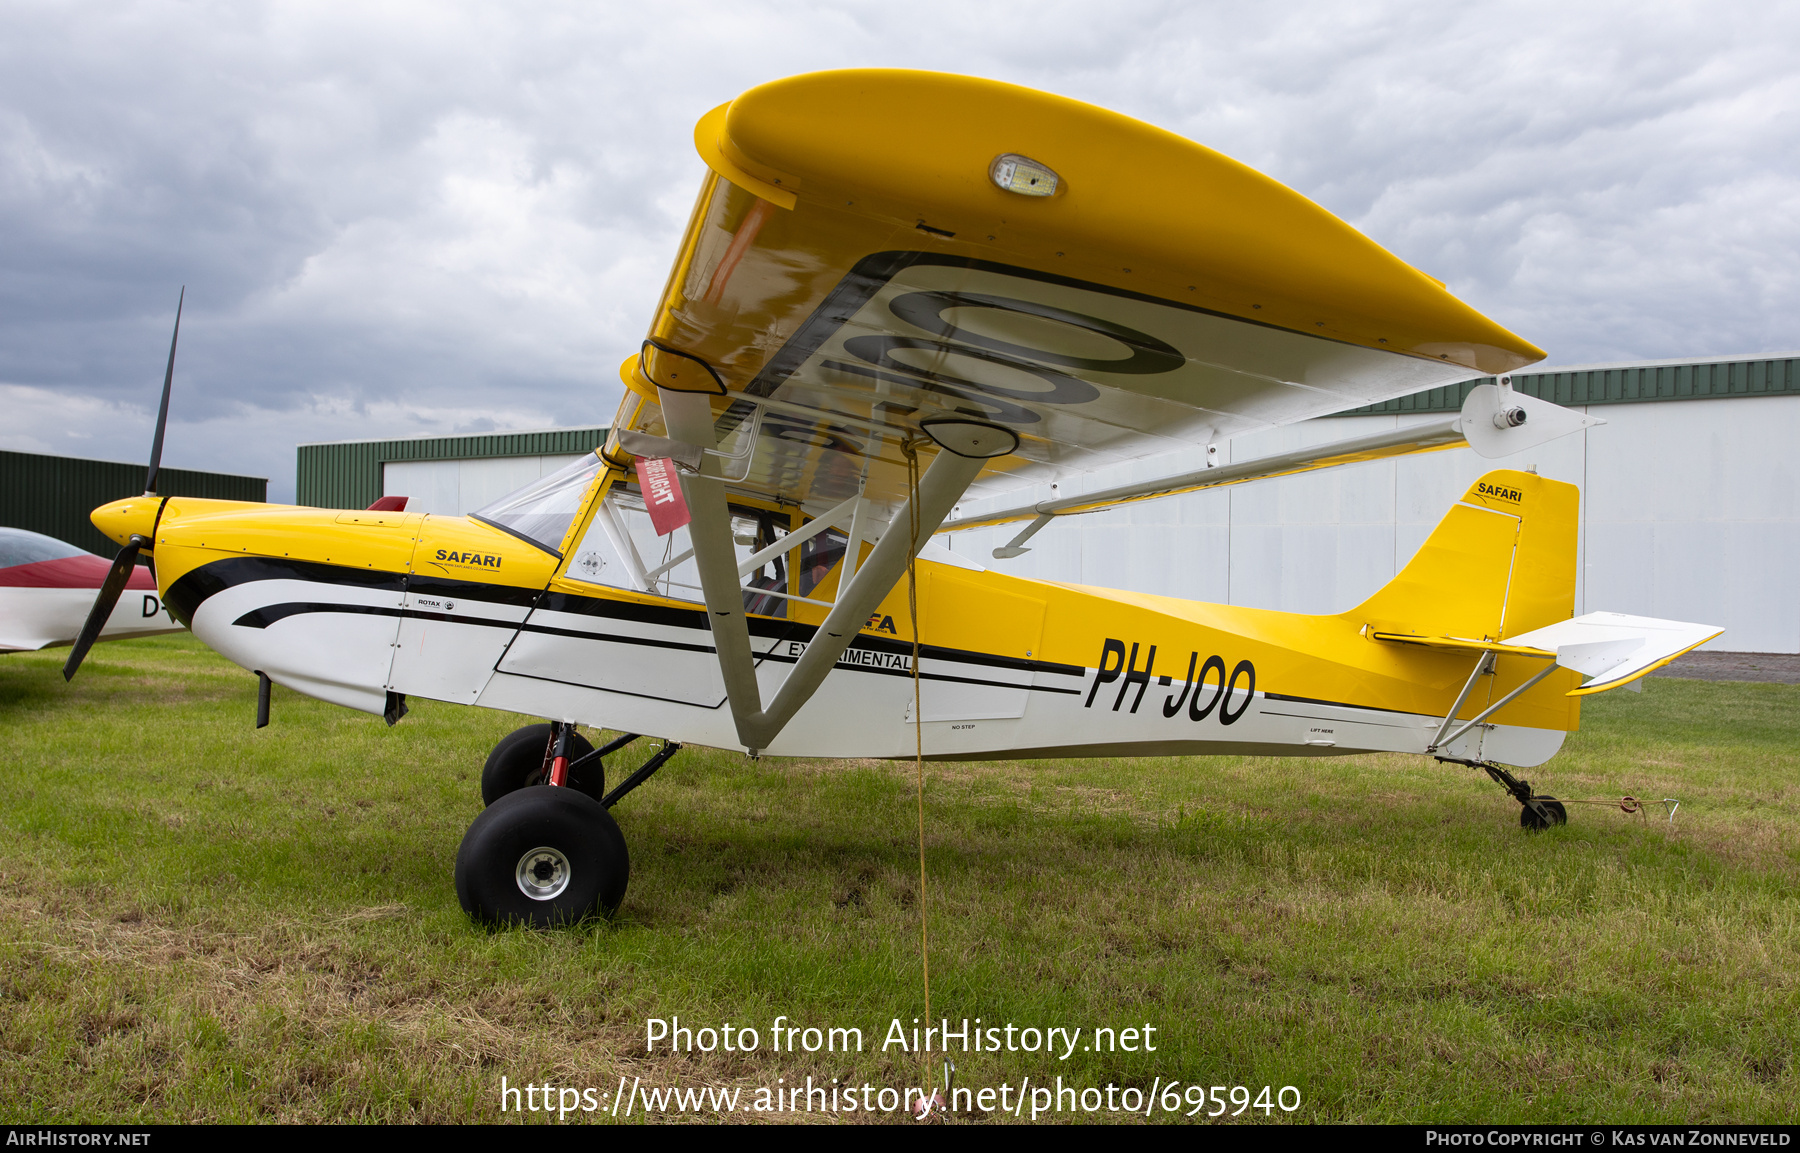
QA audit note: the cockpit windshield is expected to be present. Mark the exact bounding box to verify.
[0,527,91,569]
[471,453,604,556]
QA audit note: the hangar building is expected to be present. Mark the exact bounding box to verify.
[1,449,265,558]
[296,427,609,514]
[297,354,1799,653]
[950,353,1799,654]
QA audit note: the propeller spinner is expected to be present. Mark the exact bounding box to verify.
[63,288,183,681]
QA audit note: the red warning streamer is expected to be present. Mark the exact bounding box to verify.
[635,457,692,536]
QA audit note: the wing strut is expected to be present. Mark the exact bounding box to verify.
[660,388,1016,752]
[992,513,1053,559]
[943,379,1605,546]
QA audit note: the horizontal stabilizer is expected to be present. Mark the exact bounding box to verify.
[1375,613,1723,695]
[1382,611,1720,690]
[1503,612,1723,695]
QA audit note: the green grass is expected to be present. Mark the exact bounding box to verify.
[2,635,1796,1124]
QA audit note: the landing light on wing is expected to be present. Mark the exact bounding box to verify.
[989,153,1059,197]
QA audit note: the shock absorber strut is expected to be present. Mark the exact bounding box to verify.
[547,722,575,788]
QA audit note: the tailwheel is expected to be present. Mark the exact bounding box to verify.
[454,785,629,928]
[481,723,601,805]
[1519,797,1568,831]
[1436,756,1573,832]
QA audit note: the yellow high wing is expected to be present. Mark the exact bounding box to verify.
[610,69,1543,518]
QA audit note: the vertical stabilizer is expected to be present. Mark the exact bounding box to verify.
[1352,469,1579,643]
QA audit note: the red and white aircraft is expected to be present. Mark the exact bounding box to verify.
[0,526,181,654]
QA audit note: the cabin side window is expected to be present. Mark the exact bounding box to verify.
[561,482,850,619]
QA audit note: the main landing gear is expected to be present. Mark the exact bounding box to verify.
[1438,757,1568,831]
[455,723,682,928]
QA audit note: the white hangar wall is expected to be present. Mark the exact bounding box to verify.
[943,393,1800,654]
[326,363,1797,653]
[382,454,585,516]
[297,427,609,512]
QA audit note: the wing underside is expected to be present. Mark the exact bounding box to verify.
[611,71,1545,525]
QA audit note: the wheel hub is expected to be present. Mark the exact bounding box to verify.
[515,846,571,901]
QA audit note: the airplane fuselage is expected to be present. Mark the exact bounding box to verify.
[107,493,1578,768]
[0,540,180,653]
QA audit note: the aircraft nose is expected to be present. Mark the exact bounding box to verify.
[90,498,160,549]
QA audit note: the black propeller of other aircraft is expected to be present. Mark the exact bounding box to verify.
[62,288,183,682]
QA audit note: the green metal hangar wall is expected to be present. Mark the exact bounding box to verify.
[1,450,265,557]
[296,427,608,515]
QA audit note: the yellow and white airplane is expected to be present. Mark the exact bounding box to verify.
[69,71,1720,927]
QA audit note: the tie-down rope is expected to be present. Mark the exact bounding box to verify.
[902,441,931,1064]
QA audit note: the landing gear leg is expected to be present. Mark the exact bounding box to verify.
[1438,757,1568,831]
[480,723,603,804]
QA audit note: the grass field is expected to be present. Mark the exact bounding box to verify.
[2,634,1797,1124]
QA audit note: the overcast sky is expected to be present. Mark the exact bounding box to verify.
[2,0,1795,502]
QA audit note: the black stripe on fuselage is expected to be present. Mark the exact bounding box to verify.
[228,598,1067,695]
[165,557,403,626]
[191,557,1083,704]
[165,557,534,627]
[407,573,540,606]
[181,560,1454,724]
[536,588,1084,679]
[234,602,402,628]
[1259,690,1442,723]
[1257,709,1415,730]
[184,555,1085,681]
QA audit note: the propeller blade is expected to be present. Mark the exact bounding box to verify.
[144,287,184,496]
[62,535,148,681]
